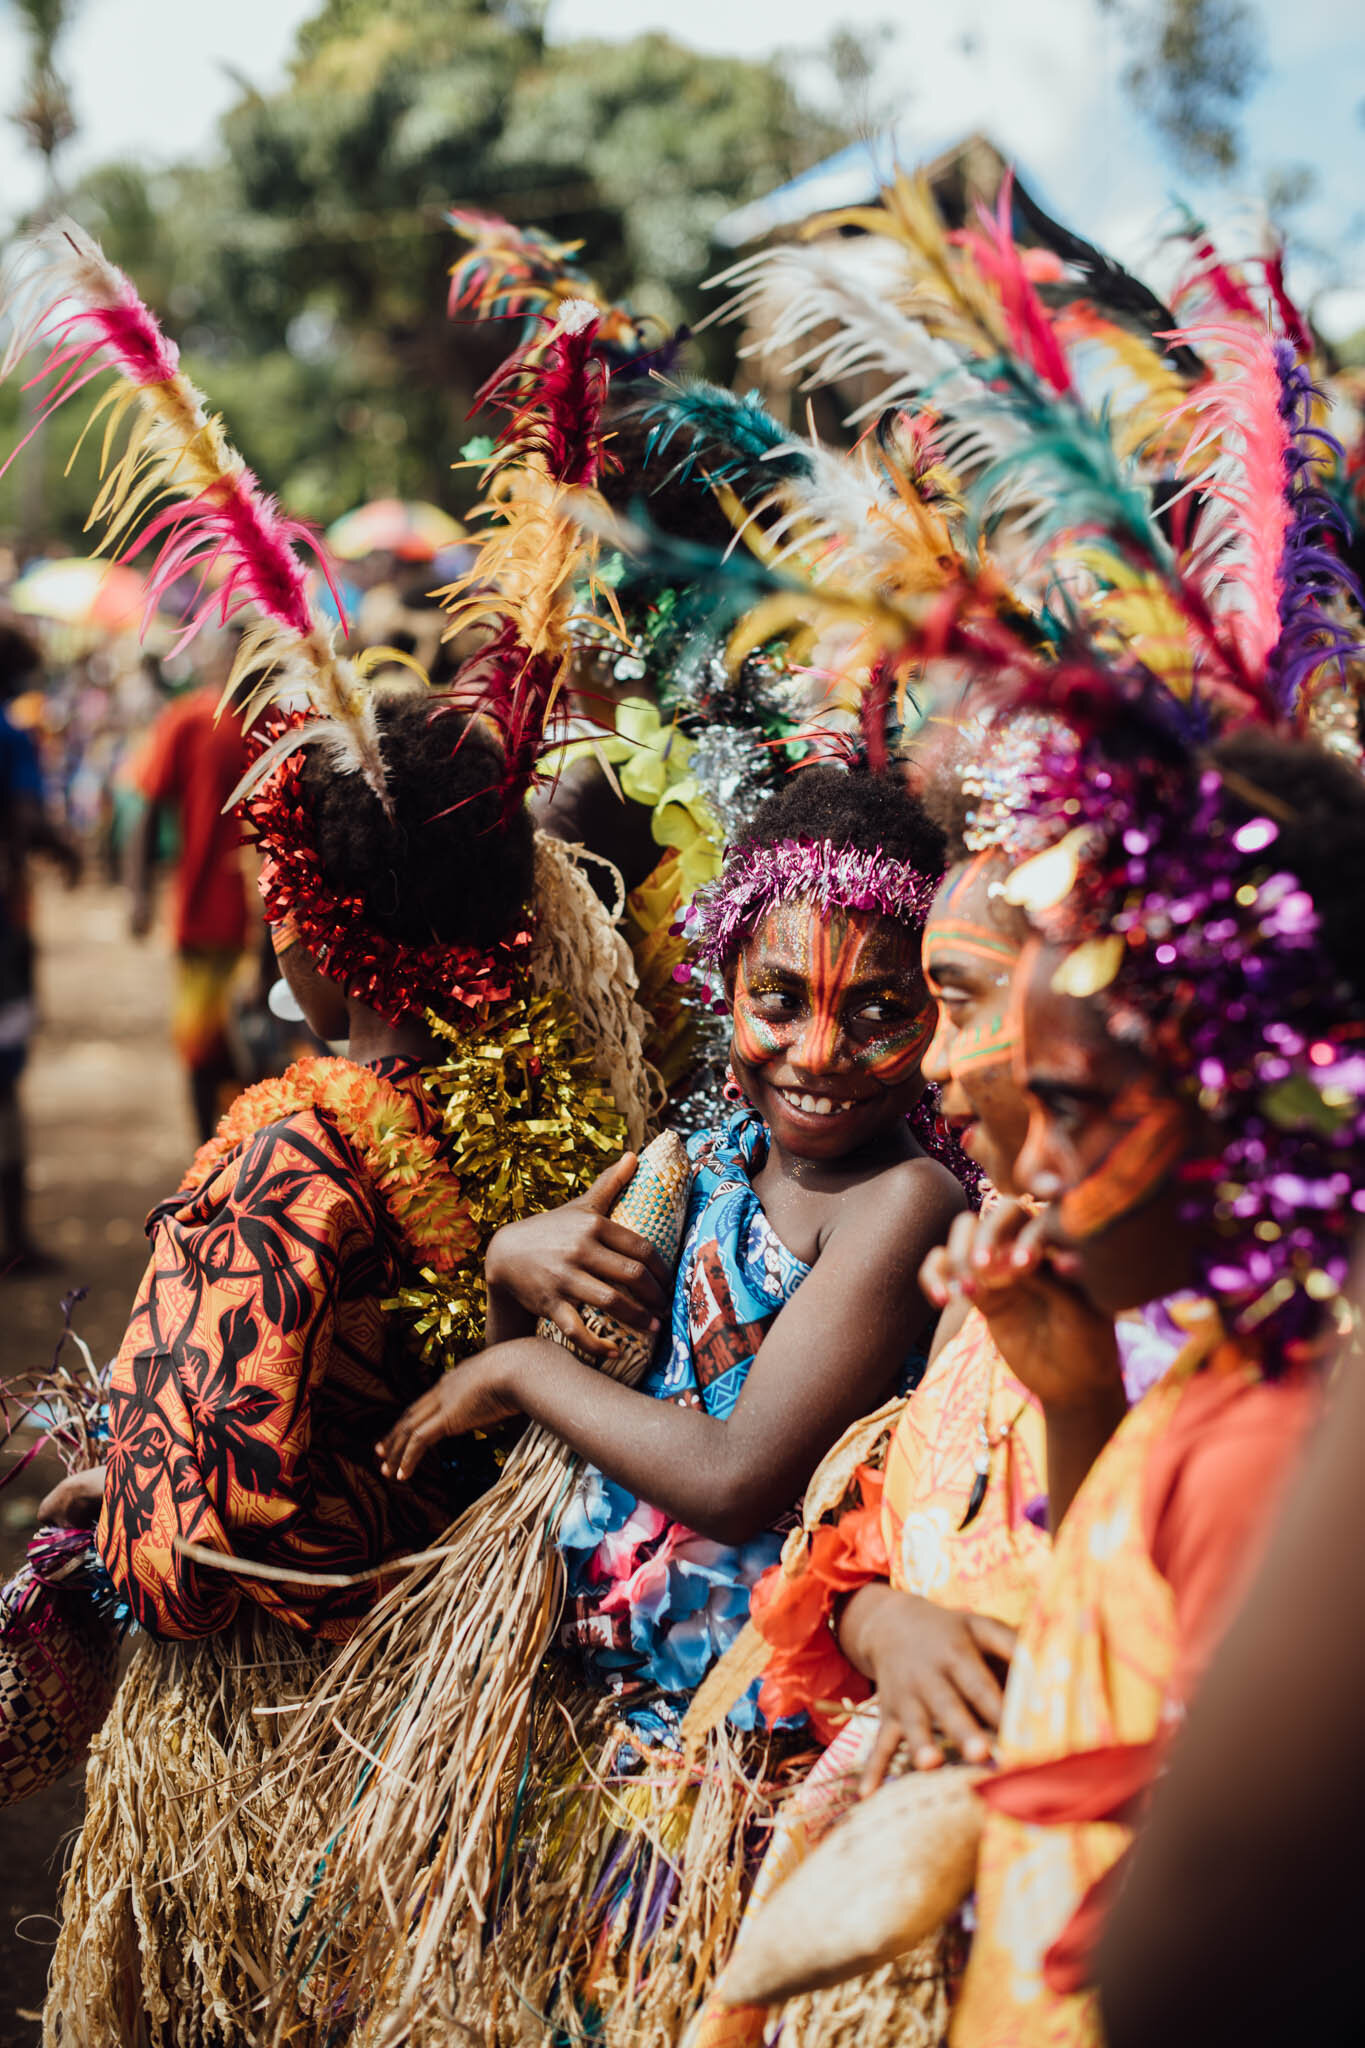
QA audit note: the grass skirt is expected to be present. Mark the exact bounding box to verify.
[687,1714,968,2048]
[450,1671,817,2048]
[43,1609,333,2048]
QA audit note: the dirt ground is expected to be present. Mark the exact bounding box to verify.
[1,875,194,2046]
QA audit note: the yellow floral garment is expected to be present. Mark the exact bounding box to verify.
[883,1303,1049,1628]
[693,1308,1049,2048]
[951,1312,1318,2048]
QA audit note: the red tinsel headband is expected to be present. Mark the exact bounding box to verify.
[247,743,533,1027]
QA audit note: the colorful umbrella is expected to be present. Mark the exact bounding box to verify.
[325,499,467,563]
[10,557,149,632]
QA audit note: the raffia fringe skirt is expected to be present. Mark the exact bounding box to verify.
[42,1608,334,2048]
[434,1680,806,2048]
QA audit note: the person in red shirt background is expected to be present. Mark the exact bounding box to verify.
[125,633,254,1141]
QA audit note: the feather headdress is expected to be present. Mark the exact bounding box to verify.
[1158,322,1364,715]
[1009,180,1204,378]
[706,229,984,432]
[706,183,1168,587]
[446,208,648,361]
[0,219,390,809]
[438,297,624,809]
[639,378,813,501]
[708,167,1365,740]
[1162,320,1295,674]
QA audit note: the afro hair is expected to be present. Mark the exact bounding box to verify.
[300,691,535,953]
[597,401,746,555]
[729,761,947,878]
[1210,726,1365,1006]
[920,743,978,866]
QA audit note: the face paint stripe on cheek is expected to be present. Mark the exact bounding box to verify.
[851,1001,935,1080]
[950,1010,1017,1074]
[922,925,1022,971]
[1056,1086,1188,1241]
[732,954,785,1066]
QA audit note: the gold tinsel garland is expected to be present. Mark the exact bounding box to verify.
[387,987,626,1367]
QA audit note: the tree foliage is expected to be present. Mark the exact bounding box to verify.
[3,0,844,543]
[1105,0,1265,173]
[6,0,79,170]
[2,0,1284,546]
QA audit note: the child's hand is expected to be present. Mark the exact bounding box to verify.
[920,1201,1121,1413]
[37,1465,107,1529]
[486,1153,670,1360]
[377,1355,520,1483]
[840,1582,1016,1791]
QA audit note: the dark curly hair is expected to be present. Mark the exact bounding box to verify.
[730,761,947,878]
[1211,726,1365,1005]
[920,743,978,866]
[300,692,534,951]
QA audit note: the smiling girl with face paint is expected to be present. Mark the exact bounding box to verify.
[379,766,966,1668]
[371,767,970,2044]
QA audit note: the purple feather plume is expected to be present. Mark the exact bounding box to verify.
[1266,341,1365,718]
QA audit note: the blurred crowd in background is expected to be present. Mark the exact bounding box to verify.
[0,506,488,1281]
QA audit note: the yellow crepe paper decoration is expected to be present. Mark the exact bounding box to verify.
[587,698,726,893]
[1001,824,1094,915]
[1051,933,1127,998]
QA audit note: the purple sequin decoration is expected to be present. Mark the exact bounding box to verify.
[691,836,940,966]
[1020,724,1365,1354]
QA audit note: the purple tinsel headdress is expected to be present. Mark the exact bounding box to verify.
[691,837,941,966]
[1001,712,1365,1356]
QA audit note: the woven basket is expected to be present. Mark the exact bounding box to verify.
[537,1127,692,1368]
[0,1557,120,1807]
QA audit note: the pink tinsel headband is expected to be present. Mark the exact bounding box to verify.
[691,837,940,966]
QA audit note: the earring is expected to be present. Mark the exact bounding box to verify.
[723,1065,748,1107]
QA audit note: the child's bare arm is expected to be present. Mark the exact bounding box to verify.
[382,1157,964,1543]
[484,1153,670,1355]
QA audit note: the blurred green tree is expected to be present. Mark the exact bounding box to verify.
[6,0,82,544]
[1103,0,1265,173]
[3,0,844,543]
[8,0,78,190]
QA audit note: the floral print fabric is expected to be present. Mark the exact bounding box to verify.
[97,1059,485,1643]
[557,1109,807,1721]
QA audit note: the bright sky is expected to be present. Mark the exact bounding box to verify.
[0,0,1361,332]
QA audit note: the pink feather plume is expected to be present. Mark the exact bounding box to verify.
[951,172,1074,396]
[1163,320,1292,673]
[1,220,346,650]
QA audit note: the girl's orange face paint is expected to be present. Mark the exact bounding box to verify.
[1052,1077,1189,1241]
[920,854,1030,1193]
[730,894,932,1161]
[1013,938,1196,1314]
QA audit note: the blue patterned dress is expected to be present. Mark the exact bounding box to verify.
[557,1107,923,1729]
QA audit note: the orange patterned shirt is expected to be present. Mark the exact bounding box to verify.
[882,1304,1049,1621]
[97,1060,489,1642]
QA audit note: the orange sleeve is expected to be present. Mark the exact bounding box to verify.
[753,1465,889,1738]
[1144,1364,1319,1708]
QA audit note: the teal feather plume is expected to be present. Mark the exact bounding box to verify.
[954,356,1170,567]
[639,380,813,502]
